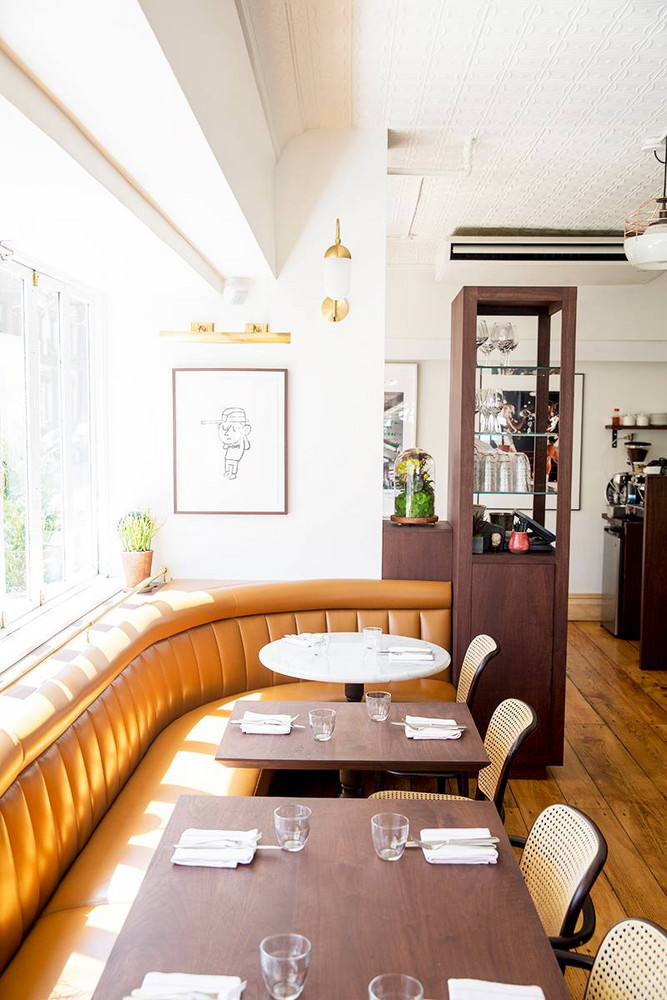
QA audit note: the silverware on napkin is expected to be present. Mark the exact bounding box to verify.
[406,836,499,849]
[391,721,467,732]
[173,840,282,851]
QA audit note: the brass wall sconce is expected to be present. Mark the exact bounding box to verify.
[322,218,351,322]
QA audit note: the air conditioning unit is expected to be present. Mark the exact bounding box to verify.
[435,235,662,285]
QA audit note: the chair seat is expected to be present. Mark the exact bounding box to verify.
[369,790,468,801]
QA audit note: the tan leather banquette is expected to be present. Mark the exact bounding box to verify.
[0,579,451,1000]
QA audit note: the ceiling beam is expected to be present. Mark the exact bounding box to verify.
[0,39,224,292]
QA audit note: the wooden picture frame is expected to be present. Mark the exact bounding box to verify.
[173,368,288,514]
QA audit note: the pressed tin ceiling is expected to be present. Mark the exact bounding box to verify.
[237,0,667,266]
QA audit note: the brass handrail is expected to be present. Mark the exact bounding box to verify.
[0,566,168,696]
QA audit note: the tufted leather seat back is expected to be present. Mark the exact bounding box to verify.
[0,580,451,972]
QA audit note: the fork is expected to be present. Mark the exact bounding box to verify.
[406,836,499,849]
[173,839,282,851]
[391,722,467,732]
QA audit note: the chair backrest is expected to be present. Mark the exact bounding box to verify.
[585,918,667,1000]
[456,634,499,707]
[477,698,537,810]
[520,804,607,938]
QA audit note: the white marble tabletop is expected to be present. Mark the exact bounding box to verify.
[258,631,450,685]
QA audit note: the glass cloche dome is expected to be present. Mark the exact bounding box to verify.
[391,448,438,523]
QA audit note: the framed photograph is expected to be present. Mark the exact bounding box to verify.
[383,363,417,515]
[173,368,287,514]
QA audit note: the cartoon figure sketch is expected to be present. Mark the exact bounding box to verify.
[201,406,252,480]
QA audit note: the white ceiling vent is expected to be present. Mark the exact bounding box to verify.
[435,235,662,285]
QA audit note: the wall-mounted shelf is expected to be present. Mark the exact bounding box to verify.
[605,424,667,448]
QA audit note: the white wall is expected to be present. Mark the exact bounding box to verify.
[108,129,387,580]
[386,268,667,594]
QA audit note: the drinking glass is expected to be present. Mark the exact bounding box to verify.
[478,322,498,358]
[497,321,518,369]
[368,974,424,1000]
[485,390,505,433]
[476,319,489,349]
[366,691,391,721]
[308,708,336,741]
[273,804,312,852]
[362,626,383,649]
[371,813,409,861]
[260,933,311,999]
[311,633,330,656]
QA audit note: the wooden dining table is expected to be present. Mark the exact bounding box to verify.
[91,795,569,1000]
[216,701,489,797]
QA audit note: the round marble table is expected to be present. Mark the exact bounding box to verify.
[259,631,451,702]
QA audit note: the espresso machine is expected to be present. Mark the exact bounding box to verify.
[601,439,650,637]
[605,439,650,515]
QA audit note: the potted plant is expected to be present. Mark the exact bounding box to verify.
[117,509,163,589]
[473,505,486,554]
[390,448,438,524]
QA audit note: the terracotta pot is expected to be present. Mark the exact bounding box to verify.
[121,550,154,589]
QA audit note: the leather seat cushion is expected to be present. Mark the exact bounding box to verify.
[0,904,130,1000]
[42,692,264,916]
[255,678,457,702]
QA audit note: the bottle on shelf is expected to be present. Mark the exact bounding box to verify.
[611,408,621,428]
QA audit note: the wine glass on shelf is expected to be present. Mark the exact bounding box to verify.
[476,319,489,351]
[478,322,498,360]
[497,322,518,369]
[486,390,505,434]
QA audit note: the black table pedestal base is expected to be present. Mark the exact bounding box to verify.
[339,769,364,798]
[345,682,364,702]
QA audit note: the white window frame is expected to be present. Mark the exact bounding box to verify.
[0,256,110,645]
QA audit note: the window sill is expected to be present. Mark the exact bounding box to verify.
[0,576,122,677]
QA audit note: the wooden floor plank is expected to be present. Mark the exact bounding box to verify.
[510,628,667,999]
[577,621,667,714]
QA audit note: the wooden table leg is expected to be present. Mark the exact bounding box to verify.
[345,683,364,702]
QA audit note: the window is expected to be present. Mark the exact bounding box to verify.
[0,260,98,629]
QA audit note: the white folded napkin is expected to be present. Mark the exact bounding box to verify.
[282,633,321,648]
[448,979,544,1000]
[240,710,292,735]
[388,647,435,661]
[404,715,462,740]
[126,971,245,999]
[171,828,259,868]
[420,828,498,866]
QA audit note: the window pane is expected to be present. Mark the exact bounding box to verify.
[0,272,31,621]
[67,299,95,576]
[36,287,65,590]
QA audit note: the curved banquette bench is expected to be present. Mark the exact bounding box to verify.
[0,578,451,1000]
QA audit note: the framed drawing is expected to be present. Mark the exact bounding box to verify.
[173,368,287,514]
[383,363,417,515]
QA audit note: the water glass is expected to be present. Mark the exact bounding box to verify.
[260,933,311,999]
[311,633,330,656]
[366,690,391,721]
[308,707,336,741]
[273,804,312,852]
[368,974,424,1000]
[371,812,409,861]
[363,626,383,649]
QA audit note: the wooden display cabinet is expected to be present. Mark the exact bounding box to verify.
[448,286,577,771]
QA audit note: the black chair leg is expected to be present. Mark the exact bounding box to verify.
[456,772,468,797]
[436,776,447,794]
